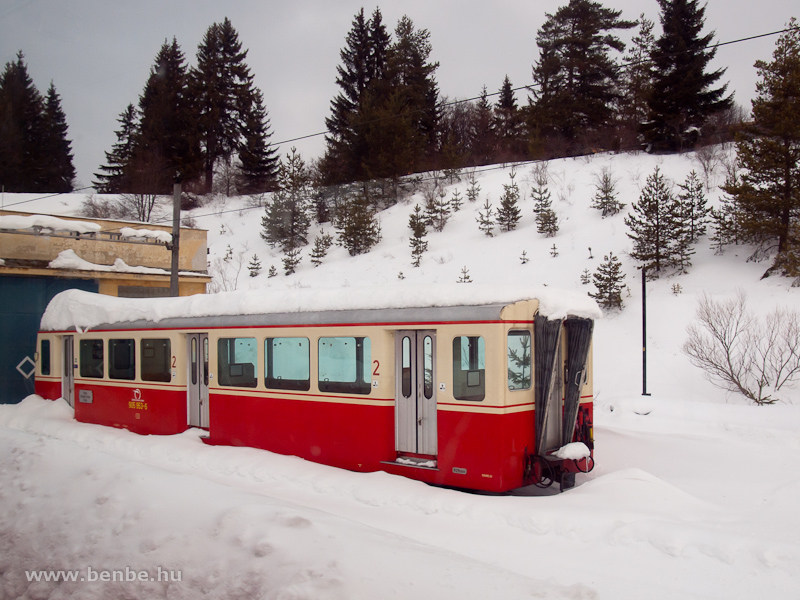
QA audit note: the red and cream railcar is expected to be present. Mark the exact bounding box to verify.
[34,288,598,492]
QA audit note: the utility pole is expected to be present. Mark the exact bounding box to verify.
[169,181,181,297]
[642,266,650,396]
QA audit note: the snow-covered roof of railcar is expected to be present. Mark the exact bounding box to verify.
[39,284,602,332]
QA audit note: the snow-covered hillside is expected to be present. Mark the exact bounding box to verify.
[2,149,800,599]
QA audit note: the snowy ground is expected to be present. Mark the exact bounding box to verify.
[2,148,800,598]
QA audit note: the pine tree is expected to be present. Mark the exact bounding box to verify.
[260,148,311,252]
[722,20,800,275]
[39,82,75,192]
[268,265,278,278]
[642,0,733,152]
[530,0,635,149]
[0,52,45,192]
[309,230,334,267]
[248,254,262,277]
[457,266,473,283]
[531,169,552,220]
[677,170,710,241]
[496,171,522,232]
[493,75,523,159]
[591,167,624,216]
[335,191,382,256]
[238,87,279,194]
[589,252,626,309]
[625,166,678,277]
[709,188,742,254]
[580,268,592,284]
[477,199,495,237]
[93,104,139,193]
[137,38,201,190]
[191,18,264,193]
[450,189,463,212]
[617,14,656,145]
[672,191,696,273]
[533,171,558,236]
[466,172,481,202]
[282,247,302,275]
[537,208,559,237]
[387,15,441,171]
[427,187,451,232]
[408,203,428,267]
[470,86,496,165]
[322,8,391,184]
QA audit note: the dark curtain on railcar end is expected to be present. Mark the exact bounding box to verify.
[562,318,593,446]
[534,315,563,456]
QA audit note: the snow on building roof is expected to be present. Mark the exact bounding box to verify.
[0,214,102,234]
[119,227,172,244]
[46,249,208,278]
[40,284,601,332]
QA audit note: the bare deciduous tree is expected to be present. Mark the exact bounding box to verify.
[683,292,800,405]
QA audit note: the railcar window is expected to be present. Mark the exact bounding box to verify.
[423,335,434,399]
[40,339,51,375]
[452,336,485,401]
[507,331,532,390]
[79,339,104,378]
[141,338,171,382]
[401,336,412,397]
[217,337,257,388]
[318,337,371,395]
[109,339,135,380]
[265,338,310,391]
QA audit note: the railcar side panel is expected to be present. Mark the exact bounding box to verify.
[207,391,396,470]
[73,382,187,435]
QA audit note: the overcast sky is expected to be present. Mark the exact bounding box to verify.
[1,0,796,189]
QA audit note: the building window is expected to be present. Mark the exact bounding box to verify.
[109,339,135,380]
[40,339,51,376]
[318,337,371,395]
[452,336,485,401]
[507,331,532,390]
[141,338,171,382]
[79,339,104,378]
[265,338,310,391]
[217,337,257,388]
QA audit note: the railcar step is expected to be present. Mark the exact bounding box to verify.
[381,457,439,470]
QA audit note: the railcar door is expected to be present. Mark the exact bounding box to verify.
[394,330,437,456]
[61,335,74,407]
[187,333,209,428]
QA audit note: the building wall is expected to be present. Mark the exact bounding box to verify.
[0,210,208,272]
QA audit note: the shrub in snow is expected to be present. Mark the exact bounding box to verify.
[590,167,624,217]
[248,254,261,277]
[683,292,800,405]
[408,204,428,267]
[476,199,495,237]
[310,230,334,267]
[589,253,625,309]
[496,171,522,232]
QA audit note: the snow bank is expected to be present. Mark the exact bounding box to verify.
[0,214,101,234]
[119,226,172,244]
[40,284,601,331]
